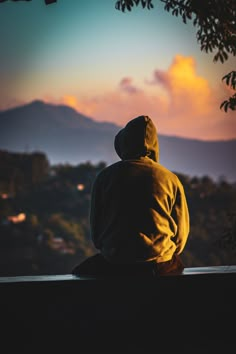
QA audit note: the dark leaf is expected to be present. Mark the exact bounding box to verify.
[220,100,227,110]
[115,1,121,10]
[141,0,146,8]
[218,52,223,63]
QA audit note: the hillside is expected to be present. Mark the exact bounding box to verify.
[0,100,235,182]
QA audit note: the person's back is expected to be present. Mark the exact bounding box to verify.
[72,115,190,276]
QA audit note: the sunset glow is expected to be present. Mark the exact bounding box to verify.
[0,0,235,140]
[46,54,236,140]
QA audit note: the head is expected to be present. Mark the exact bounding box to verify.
[114,115,159,162]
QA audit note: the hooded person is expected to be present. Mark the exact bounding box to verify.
[72,115,190,277]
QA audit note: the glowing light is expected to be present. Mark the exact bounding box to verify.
[1,193,8,199]
[77,184,85,191]
[8,213,26,224]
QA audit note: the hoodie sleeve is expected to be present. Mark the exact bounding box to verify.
[171,180,190,254]
[90,175,103,249]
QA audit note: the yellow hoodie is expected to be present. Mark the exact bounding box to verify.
[90,115,190,263]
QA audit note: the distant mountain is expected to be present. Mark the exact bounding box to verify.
[0,100,120,165]
[0,100,235,182]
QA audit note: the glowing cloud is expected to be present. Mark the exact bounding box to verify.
[45,55,235,140]
[148,55,212,117]
[62,95,78,110]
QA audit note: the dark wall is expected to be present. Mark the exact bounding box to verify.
[1,270,235,353]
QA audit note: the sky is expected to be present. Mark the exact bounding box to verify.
[0,0,235,141]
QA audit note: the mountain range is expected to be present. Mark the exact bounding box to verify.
[0,100,235,182]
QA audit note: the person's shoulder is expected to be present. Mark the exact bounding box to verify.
[153,162,176,178]
[95,161,122,180]
[153,163,183,185]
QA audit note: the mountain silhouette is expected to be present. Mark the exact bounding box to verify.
[0,100,235,182]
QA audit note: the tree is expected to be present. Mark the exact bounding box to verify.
[115,0,236,111]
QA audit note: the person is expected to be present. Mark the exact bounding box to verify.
[72,115,190,277]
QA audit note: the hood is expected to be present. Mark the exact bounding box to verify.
[114,115,159,162]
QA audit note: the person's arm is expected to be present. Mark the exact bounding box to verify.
[171,181,190,254]
[89,176,102,249]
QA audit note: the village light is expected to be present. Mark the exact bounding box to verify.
[77,184,85,191]
[8,213,26,224]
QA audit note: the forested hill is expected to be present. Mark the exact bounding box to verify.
[0,150,235,276]
[0,100,235,182]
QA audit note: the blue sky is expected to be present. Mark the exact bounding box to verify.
[0,0,235,140]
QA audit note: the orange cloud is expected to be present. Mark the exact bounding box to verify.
[45,55,236,140]
[54,90,169,127]
[148,55,212,117]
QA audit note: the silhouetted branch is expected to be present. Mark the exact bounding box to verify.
[0,0,56,4]
[220,71,236,112]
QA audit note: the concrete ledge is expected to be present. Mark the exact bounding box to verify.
[1,265,235,283]
[1,266,236,353]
